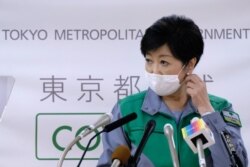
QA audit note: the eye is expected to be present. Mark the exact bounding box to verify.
[145,58,153,64]
[160,60,169,66]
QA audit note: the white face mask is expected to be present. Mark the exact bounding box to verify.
[145,66,185,96]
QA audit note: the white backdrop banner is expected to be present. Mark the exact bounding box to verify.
[0,0,250,166]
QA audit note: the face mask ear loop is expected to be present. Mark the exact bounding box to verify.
[177,64,187,76]
[178,63,189,84]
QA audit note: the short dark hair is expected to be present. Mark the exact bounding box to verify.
[141,15,204,66]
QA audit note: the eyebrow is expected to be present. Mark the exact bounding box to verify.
[159,54,172,58]
[146,53,172,58]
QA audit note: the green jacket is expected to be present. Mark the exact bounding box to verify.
[119,91,230,167]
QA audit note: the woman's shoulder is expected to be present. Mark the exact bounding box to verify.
[208,94,231,111]
[118,90,148,106]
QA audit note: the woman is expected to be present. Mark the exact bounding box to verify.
[97,15,248,167]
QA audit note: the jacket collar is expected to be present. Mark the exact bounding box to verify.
[141,88,199,118]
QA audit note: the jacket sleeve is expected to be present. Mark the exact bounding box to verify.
[202,104,248,167]
[97,103,155,167]
[97,103,130,167]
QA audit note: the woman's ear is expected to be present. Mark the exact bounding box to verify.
[187,57,197,73]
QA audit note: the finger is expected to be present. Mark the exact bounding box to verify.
[186,81,196,89]
[186,74,201,82]
[185,74,203,84]
[186,87,195,97]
